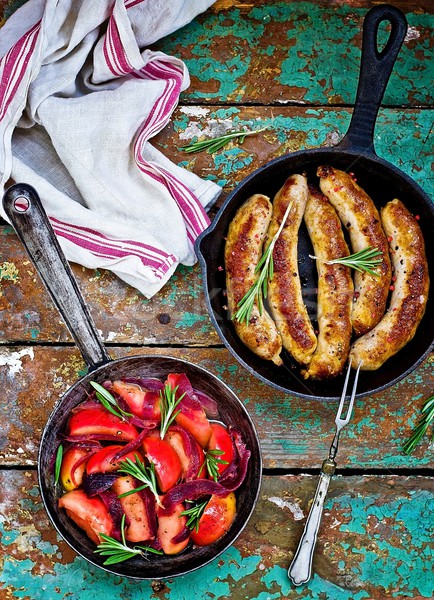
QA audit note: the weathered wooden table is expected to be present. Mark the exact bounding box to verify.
[1,1,433,598]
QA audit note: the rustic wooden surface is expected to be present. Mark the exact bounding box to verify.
[0,0,433,598]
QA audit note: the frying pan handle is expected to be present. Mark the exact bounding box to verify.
[337,4,407,154]
[2,183,111,371]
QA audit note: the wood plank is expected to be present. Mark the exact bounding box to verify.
[158,0,434,107]
[1,106,432,344]
[1,2,433,109]
[1,470,433,599]
[0,346,432,469]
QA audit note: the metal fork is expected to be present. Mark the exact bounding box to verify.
[288,361,362,586]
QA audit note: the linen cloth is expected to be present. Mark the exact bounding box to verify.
[0,0,221,297]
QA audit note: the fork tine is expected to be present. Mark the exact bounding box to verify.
[338,361,362,426]
[335,361,352,425]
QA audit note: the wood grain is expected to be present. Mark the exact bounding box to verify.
[1,470,433,600]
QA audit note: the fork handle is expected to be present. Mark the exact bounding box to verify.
[288,458,336,586]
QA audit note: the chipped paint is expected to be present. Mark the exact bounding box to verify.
[268,496,304,520]
[0,348,34,376]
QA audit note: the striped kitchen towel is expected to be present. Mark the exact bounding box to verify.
[0,0,221,297]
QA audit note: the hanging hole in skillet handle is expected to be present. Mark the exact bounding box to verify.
[2,183,111,371]
[337,4,407,155]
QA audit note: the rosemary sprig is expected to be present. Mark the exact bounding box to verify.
[310,246,383,276]
[233,199,294,325]
[159,384,185,439]
[90,381,133,421]
[54,444,63,485]
[180,126,267,154]
[180,499,209,532]
[403,395,434,455]
[94,514,163,565]
[117,455,163,507]
[198,449,229,482]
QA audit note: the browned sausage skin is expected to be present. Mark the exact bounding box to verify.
[350,199,429,370]
[225,194,283,366]
[302,186,354,379]
[266,174,317,365]
[317,165,392,336]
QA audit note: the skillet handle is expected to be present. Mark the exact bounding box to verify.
[337,4,407,154]
[2,183,111,371]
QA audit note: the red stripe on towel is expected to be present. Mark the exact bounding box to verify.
[50,217,177,277]
[0,22,41,121]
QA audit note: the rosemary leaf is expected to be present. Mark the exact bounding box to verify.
[180,126,267,154]
[90,381,133,420]
[159,384,185,439]
[198,449,229,482]
[403,395,434,454]
[180,499,209,532]
[54,444,63,485]
[233,198,294,324]
[310,246,383,276]
[118,455,162,507]
[95,514,163,565]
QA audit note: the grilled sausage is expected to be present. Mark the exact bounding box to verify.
[225,194,283,366]
[302,186,354,379]
[350,199,429,370]
[317,165,392,336]
[266,174,317,365]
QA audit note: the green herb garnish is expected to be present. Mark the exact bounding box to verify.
[233,199,294,325]
[180,127,267,154]
[198,449,229,482]
[54,444,63,485]
[90,381,133,421]
[180,499,209,532]
[310,246,383,276]
[95,514,163,565]
[403,395,434,455]
[159,384,185,439]
[117,455,163,507]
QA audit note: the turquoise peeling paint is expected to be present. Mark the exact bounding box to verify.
[174,312,210,332]
[157,3,433,106]
[0,544,260,600]
[333,490,434,597]
[174,108,434,202]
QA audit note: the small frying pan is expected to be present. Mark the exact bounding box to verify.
[196,4,434,401]
[2,184,262,579]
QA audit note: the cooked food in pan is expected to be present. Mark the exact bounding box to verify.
[265,174,317,365]
[224,168,429,378]
[302,185,354,380]
[317,165,392,336]
[225,193,283,366]
[350,199,429,370]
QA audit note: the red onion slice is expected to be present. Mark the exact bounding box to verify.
[162,480,229,511]
[192,389,219,417]
[83,472,119,497]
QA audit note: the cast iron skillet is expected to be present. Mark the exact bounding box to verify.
[195,4,434,401]
[2,184,262,579]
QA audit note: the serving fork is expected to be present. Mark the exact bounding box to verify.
[288,361,362,586]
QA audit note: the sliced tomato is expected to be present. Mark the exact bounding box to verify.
[175,408,212,449]
[165,428,206,480]
[58,489,113,544]
[190,493,236,547]
[111,475,154,543]
[157,499,190,555]
[142,436,182,493]
[208,422,235,476]
[166,373,212,448]
[86,445,140,474]
[60,445,94,491]
[67,406,138,441]
[112,380,162,421]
